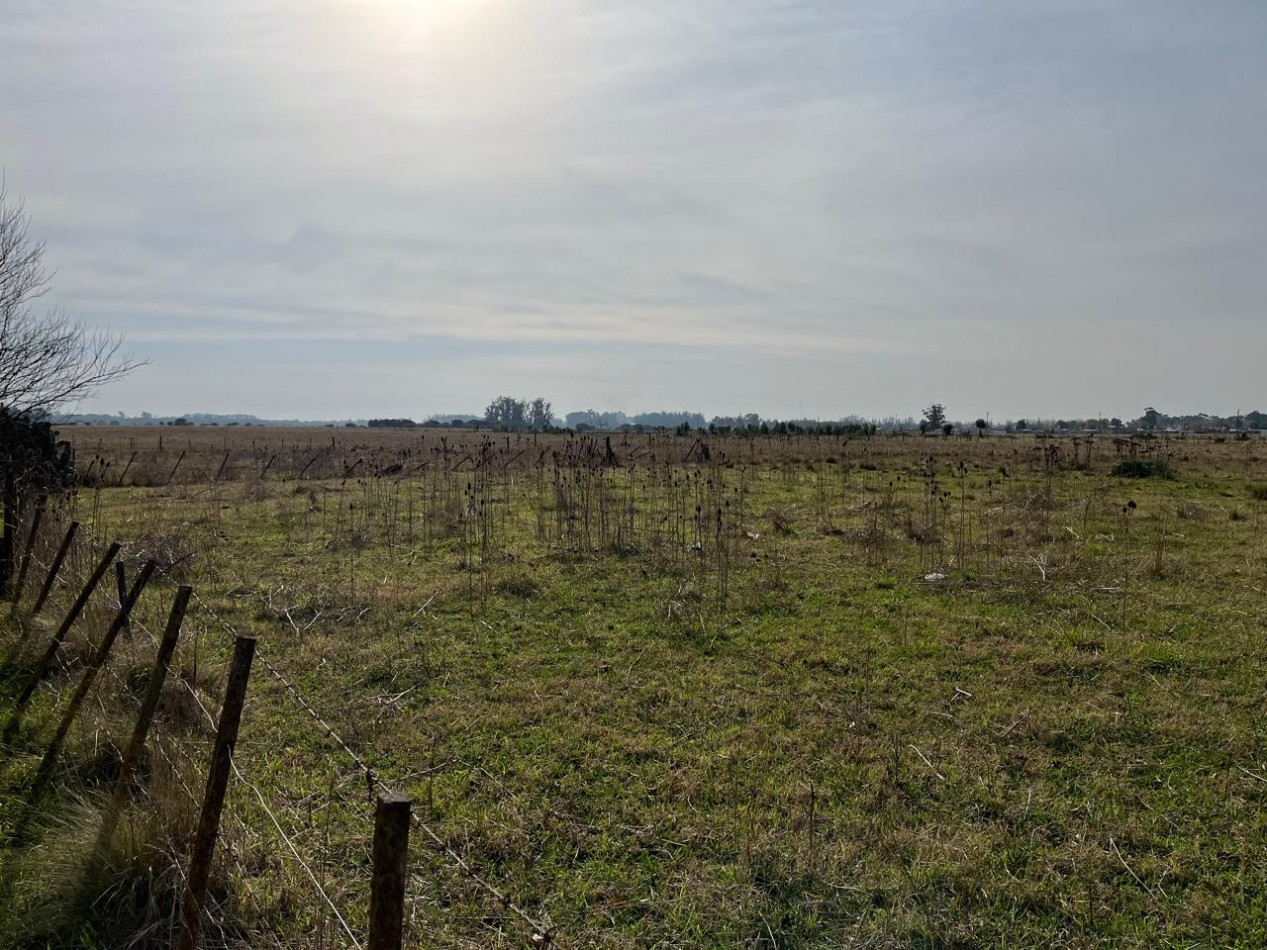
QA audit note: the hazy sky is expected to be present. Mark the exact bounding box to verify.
[3,1,1264,421]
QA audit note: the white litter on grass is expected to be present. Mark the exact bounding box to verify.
[923,573,947,582]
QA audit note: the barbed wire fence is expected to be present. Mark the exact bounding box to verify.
[3,505,560,949]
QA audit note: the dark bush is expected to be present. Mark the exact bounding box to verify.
[1111,459,1172,479]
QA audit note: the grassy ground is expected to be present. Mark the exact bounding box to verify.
[2,428,1267,947]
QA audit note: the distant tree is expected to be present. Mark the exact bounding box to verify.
[923,403,947,429]
[368,418,417,428]
[1015,419,1028,432]
[1142,407,1161,430]
[919,420,930,435]
[974,418,987,437]
[527,397,552,430]
[485,396,527,430]
[941,422,954,437]
[631,410,706,429]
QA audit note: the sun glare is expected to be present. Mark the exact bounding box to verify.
[333,0,505,87]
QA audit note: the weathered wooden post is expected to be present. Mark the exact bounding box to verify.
[32,520,79,615]
[6,541,121,724]
[115,450,138,486]
[115,561,129,632]
[28,560,156,800]
[176,634,256,950]
[9,495,47,611]
[93,585,192,856]
[369,793,412,950]
[297,452,321,480]
[165,449,186,486]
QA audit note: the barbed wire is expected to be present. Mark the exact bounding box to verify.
[9,556,285,949]
[162,568,559,944]
[229,755,362,949]
[80,549,371,945]
[20,544,346,946]
[16,518,560,946]
[155,731,288,948]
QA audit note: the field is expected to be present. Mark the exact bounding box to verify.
[2,425,1267,948]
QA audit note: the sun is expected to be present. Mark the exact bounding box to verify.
[332,0,502,73]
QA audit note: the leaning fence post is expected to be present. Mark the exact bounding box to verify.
[176,634,256,950]
[9,495,47,611]
[116,450,138,487]
[28,560,156,800]
[93,585,192,857]
[115,561,129,632]
[32,520,79,615]
[369,793,412,950]
[165,449,186,487]
[5,541,122,726]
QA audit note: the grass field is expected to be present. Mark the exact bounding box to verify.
[3,426,1267,948]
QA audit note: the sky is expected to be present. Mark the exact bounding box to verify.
[2,0,1264,422]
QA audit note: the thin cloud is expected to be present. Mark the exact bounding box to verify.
[1,0,1264,418]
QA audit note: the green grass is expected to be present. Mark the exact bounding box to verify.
[3,430,1267,947]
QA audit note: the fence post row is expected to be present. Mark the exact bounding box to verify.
[28,560,157,801]
[32,520,80,615]
[369,793,413,950]
[93,585,192,858]
[9,495,47,611]
[5,541,121,728]
[177,634,256,950]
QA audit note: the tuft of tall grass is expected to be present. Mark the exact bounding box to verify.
[2,787,198,948]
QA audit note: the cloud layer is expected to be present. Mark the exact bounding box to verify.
[3,0,1264,419]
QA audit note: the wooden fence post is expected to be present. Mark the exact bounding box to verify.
[115,561,129,632]
[116,450,138,487]
[93,585,191,857]
[369,793,412,950]
[5,541,122,726]
[32,520,79,615]
[176,635,256,950]
[28,560,156,800]
[9,495,47,611]
[165,449,186,487]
